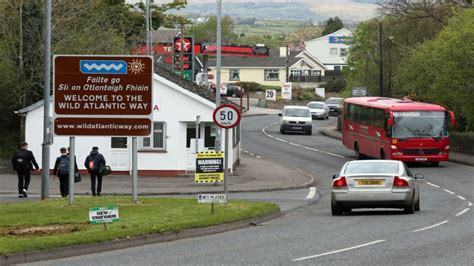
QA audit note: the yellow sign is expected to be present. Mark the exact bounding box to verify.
[195,151,224,183]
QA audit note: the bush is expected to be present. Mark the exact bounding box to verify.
[320,80,345,93]
[450,132,474,155]
[292,89,324,101]
[233,82,280,92]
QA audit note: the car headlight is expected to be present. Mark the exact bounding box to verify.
[282,120,290,124]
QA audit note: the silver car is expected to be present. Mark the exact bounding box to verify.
[306,101,329,120]
[331,160,423,215]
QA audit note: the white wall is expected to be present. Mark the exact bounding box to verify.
[305,29,352,69]
[24,73,239,173]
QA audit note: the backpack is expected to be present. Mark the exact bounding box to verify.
[59,156,70,175]
[88,155,100,173]
[14,150,29,170]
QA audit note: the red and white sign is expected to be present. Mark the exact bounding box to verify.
[213,104,241,129]
[174,37,192,52]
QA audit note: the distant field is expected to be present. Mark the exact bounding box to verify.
[235,20,307,37]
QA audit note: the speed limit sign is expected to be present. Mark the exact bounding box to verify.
[213,104,241,128]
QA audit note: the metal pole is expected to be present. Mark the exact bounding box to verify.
[68,137,75,206]
[146,0,151,55]
[224,128,229,201]
[41,0,52,200]
[214,0,222,151]
[132,137,138,203]
[195,115,200,154]
[378,22,384,97]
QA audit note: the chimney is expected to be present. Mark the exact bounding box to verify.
[280,46,288,58]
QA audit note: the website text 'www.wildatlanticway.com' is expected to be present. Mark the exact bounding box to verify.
[57,123,149,131]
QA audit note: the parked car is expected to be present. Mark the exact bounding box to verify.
[210,83,244,98]
[331,160,423,215]
[306,101,329,120]
[279,106,312,135]
[325,97,343,116]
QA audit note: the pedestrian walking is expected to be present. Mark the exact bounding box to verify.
[52,147,78,197]
[11,142,39,198]
[84,146,106,196]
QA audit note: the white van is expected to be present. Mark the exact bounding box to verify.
[279,106,313,135]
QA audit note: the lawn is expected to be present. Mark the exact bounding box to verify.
[0,196,279,254]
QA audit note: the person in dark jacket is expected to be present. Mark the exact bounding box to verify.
[53,147,78,197]
[84,146,106,196]
[11,142,39,198]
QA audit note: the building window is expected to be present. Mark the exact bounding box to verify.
[264,69,279,81]
[232,123,241,147]
[290,70,302,77]
[141,122,166,150]
[204,124,216,149]
[229,69,240,81]
[311,70,321,76]
[330,48,338,56]
[111,137,127,149]
[340,48,348,57]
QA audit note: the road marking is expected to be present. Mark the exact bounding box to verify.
[443,189,455,195]
[468,201,472,207]
[292,240,386,261]
[256,156,262,159]
[413,220,449,232]
[262,122,345,159]
[426,182,440,188]
[455,208,470,217]
[457,195,466,201]
[249,153,255,156]
[306,187,316,199]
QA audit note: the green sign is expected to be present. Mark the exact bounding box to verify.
[89,206,119,224]
[175,70,193,81]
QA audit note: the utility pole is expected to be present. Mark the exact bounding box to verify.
[285,44,289,82]
[378,22,384,97]
[214,0,222,151]
[41,0,52,200]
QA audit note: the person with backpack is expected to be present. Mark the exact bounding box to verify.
[11,142,39,198]
[53,147,78,197]
[84,146,106,196]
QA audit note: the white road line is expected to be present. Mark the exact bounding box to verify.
[413,220,449,232]
[468,201,473,207]
[249,153,255,156]
[426,182,440,188]
[243,150,249,153]
[323,151,345,159]
[306,187,316,199]
[457,195,466,201]
[443,189,455,195]
[292,240,386,262]
[256,156,262,159]
[455,208,470,217]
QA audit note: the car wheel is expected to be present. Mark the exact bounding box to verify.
[431,161,440,167]
[342,207,352,213]
[307,130,312,135]
[415,197,420,211]
[355,143,364,160]
[325,115,329,120]
[232,93,237,98]
[331,202,343,216]
[404,197,415,214]
[280,128,285,134]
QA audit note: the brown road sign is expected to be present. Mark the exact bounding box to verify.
[54,55,153,136]
[54,118,151,136]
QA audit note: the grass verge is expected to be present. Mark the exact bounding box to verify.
[0,196,279,255]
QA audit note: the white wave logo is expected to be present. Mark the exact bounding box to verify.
[83,63,124,71]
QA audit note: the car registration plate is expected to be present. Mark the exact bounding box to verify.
[292,126,302,130]
[415,158,428,161]
[357,179,383,185]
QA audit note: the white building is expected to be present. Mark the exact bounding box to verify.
[304,28,353,71]
[17,69,240,176]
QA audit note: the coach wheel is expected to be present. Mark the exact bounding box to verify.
[380,150,386,160]
[355,143,364,160]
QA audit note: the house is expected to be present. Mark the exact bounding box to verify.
[304,28,353,71]
[207,47,328,87]
[16,68,240,176]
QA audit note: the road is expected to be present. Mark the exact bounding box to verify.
[25,115,473,265]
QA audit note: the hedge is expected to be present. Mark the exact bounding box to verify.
[450,132,474,155]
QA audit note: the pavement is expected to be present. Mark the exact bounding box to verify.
[319,125,474,167]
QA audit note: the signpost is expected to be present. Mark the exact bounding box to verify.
[212,104,241,202]
[89,206,119,228]
[195,151,224,183]
[352,87,368,97]
[266,90,276,101]
[173,36,194,81]
[281,82,292,100]
[54,55,153,205]
[198,194,227,215]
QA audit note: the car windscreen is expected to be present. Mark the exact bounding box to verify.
[284,108,310,117]
[326,99,341,104]
[307,103,325,109]
[392,111,447,140]
[344,162,399,175]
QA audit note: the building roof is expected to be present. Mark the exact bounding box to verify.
[305,28,353,43]
[208,49,300,68]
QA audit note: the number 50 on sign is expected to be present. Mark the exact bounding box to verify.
[213,104,241,129]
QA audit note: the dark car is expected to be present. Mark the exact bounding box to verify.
[325,97,343,116]
[225,84,244,98]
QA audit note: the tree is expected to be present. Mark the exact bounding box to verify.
[322,16,344,35]
[187,16,238,44]
[395,8,474,131]
[284,26,323,45]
